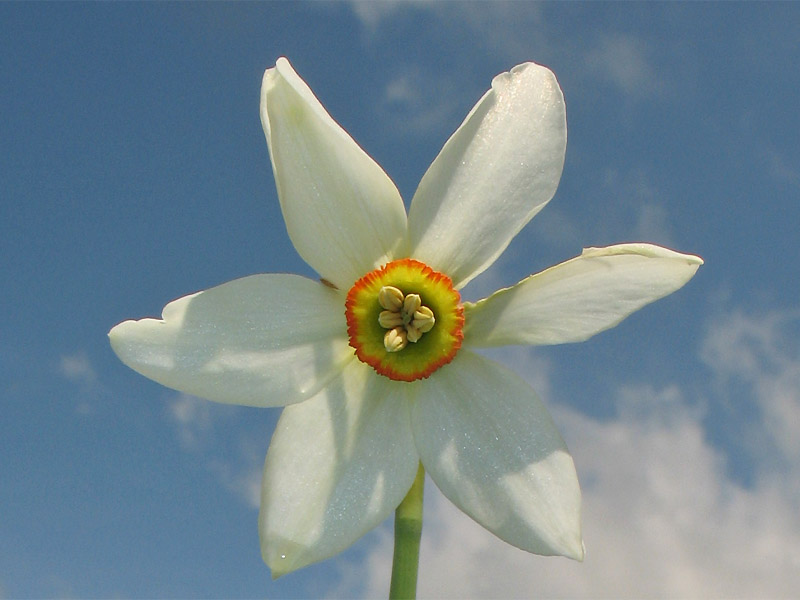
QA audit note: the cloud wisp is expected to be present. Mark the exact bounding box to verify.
[57,351,104,413]
[58,352,97,386]
[166,393,264,509]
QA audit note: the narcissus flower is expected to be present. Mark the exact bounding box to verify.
[109,57,702,576]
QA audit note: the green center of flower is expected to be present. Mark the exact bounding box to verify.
[345,259,463,382]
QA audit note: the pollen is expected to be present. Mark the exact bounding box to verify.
[345,259,464,382]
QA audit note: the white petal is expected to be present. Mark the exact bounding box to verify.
[261,58,408,290]
[109,274,353,407]
[465,243,704,347]
[408,62,567,289]
[410,351,583,559]
[260,360,419,576]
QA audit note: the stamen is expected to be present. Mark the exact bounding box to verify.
[412,306,435,333]
[378,286,404,311]
[403,294,422,317]
[378,310,404,328]
[377,286,437,350]
[384,327,408,352]
[406,324,423,343]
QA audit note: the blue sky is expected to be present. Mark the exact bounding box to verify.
[2,2,799,598]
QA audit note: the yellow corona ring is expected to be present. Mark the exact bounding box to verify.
[345,259,464,381]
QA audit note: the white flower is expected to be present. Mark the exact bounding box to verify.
[109,58,703,577]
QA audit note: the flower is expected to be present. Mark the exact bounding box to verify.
[109,57,703,577]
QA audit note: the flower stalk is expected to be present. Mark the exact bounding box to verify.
[389,462,425,600]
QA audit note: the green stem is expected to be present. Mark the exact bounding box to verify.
[389,462,425,600]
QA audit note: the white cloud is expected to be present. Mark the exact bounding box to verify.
[587,34,661,98]
[348,0,416,34]
[166,393,265,509]
[350,308,800,599]
[377,67,462,139]
[209,456,262,510]
[634,203,674,247]
[701,309,800,475]
[58,351,100,413]
[168,393,214,450]
[58,351,97,385]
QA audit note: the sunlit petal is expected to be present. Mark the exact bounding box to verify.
[410,351,584,559]
[465,243,703,347]
[261,58,407,290]
[109,274,352,407]
[408,62,567,290]
[260,360,419,576]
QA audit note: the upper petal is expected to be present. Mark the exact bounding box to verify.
[408,62,567,290]
[410,351,583,559]
[260,360,419,577]
[261,58,408,290]
[464,243,704,347]
[108,274,353,407]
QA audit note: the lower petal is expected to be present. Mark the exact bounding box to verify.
[260,360,419,577]
[410,351,583,559]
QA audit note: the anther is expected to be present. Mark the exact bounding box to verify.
[384,327,408,352]
[412,306,435,333]
[378,310,404,328]
[403,294,422,317]
[378,286,404,311]
[406,325,423,343]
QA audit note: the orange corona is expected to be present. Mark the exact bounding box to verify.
[345,259,464,381]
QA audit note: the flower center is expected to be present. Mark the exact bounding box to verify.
[377,286,436,351]
[345,259,463,382]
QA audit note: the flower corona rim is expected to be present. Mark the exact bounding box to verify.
[345,259,464,382]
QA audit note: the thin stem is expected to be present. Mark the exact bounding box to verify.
[389,462,425,600]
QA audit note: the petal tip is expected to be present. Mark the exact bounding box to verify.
[564,537,586,562]
[261,541,306,579]
[107,318,136,352]
[581,242,704,266]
